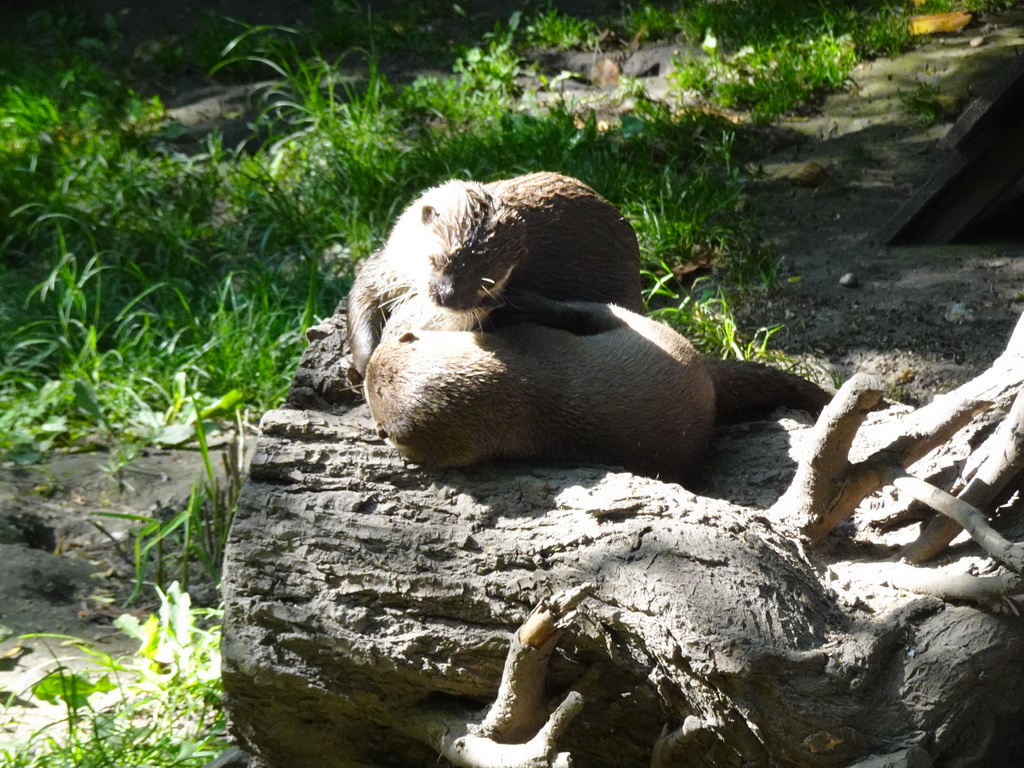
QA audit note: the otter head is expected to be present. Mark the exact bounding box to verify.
[364,330,488,467]
[411,181,527,313]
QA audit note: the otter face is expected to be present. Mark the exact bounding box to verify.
[398,180,525,312]
[427,259,516,312]
[427,203,526,312]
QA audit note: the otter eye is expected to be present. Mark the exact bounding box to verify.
[421,205,436,225]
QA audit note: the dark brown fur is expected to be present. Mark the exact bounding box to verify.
[478,293,835,425]
[346,172,642,382]
[702,357,834,424]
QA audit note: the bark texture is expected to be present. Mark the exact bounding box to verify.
[222,309,1024,768]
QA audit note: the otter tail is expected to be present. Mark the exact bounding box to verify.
[703,358,833,425]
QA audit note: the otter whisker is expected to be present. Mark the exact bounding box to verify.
[479,283,505,306]
[473,307,492,332]
[380,281,419,312]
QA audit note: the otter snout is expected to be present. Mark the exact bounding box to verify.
[428,277,480,311]
[427,277,456,307]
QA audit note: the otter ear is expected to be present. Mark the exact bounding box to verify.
[421,205,436,225]
[398,332,419,343]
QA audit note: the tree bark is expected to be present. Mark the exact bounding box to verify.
[221,308,1024,768]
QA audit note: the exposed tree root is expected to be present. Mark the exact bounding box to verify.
[845,745,933,768]
[771,374,988,541]
[431,693,583,768]
[772,311,1024,609]
[416,587,589,768]
[649,716,713,768]
[882,563,1024,615]
[902,387,1024,563]
[474,586,589,744]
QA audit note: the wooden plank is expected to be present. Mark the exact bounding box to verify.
[885,112,1024,244]
[882,53,1024,245]
[941,53,1024,150]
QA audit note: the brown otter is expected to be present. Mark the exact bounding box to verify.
[469,293,834,426]
[363,299,833,483]
[346,172,643,382]
[364,302,715,483]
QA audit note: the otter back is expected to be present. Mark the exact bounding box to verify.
[363,304,714,484]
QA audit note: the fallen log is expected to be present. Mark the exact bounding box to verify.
[221,307,1024,768]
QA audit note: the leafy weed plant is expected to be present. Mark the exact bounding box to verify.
[95,412,247,604]
[899,82,959,126]
[1,584,225,768]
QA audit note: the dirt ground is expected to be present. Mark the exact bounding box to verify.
[3,1,1024,753]
[740,10,1024,405]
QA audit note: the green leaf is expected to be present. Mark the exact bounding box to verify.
[73,379,104,424]
[620,114,647,139]
[199,388,244,418]
[159,121,189,139]
[5,443,42,466]
[32,668,115,710]
[152,423,195,446]
[114,612,145,642]
[701,28,718,55]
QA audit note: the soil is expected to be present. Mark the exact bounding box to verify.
[0,442,249,742]
[3,0,1024,754]
[737,10,1024,406]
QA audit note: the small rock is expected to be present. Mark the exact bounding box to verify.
[969,36,986,48]
[839,272,860,288]
[944,302,975,323]
[589,58,620,88]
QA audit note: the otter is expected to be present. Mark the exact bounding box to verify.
[364,302,715,483]
[346,172,643,382]
[473,293,834,426]
[363,299,833,483]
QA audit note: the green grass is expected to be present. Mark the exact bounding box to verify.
[2,0,1007,760]
[521,0,1017,123]
[1,584,226,768]
[4,0,1008,460]
[899,82,961,126]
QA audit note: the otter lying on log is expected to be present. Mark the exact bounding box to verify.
[364,299,832,484]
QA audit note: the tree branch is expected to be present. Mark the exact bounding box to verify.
[474,586,589,743]
[902,387,1024,563]
[771,373,884,537]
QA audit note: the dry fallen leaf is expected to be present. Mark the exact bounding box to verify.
[571,113,610,131]
[802,730,844,754]
[788,161,834,189]
[909,11,972,36]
